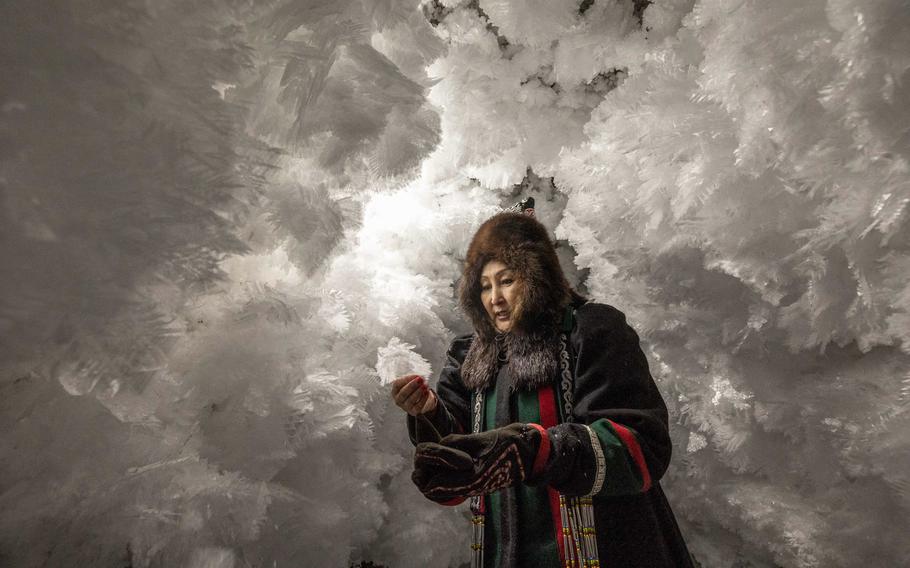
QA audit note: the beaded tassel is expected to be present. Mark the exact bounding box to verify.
[570,497,587,564]
[561,497,600,568]
[470,496,484,568]
[580,498,595,567]
[559,495,578,568]
[581,497,600,567]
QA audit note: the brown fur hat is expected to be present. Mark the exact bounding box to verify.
[458,212,585,391]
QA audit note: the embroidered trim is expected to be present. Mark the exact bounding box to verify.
[425,443,526,498]
[558,333,574,421]
[470,390,485,568]
[583,424,606,496]
[472,390,484,435]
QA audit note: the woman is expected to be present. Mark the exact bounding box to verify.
[391,211,693,567]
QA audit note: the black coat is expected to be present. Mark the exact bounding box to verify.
[410,302,694,568]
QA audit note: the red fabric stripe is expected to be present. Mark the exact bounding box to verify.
[538,385,566,564]
[608,420,652,492]
[528,423,550,477]
[538,384,558,428]
[547,487,565,563]
[439,496,466,506]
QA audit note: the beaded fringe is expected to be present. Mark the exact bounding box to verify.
[559,495,600,567]
[470,496,485,568]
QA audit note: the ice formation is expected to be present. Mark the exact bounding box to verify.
[376,338,433,386]
[2,0,909,566]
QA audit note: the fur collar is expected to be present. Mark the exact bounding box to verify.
[461,324,562,391]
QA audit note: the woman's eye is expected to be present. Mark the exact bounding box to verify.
[481,284,491,291]
[501,278,513,285]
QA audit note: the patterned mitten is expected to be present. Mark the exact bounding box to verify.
[412,423,547,503]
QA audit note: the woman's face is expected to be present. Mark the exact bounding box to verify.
[480,260,520,332]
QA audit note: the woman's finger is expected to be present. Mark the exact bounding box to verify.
[392,376,431,416]
[390,374,419,397]
[392,376,420,406]
[420,389,437,415]
[393,375,424,406]
[402,384,429,415]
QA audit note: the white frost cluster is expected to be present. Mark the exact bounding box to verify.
[376,337,433,386]
[3,0,910,567]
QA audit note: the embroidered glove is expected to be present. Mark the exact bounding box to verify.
[412,423,547,503]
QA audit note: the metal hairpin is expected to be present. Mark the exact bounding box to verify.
[505,196,535,217]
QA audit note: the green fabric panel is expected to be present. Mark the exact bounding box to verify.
[590,418,643,496]
[484,388,501,568]
[482,385,560,567]
[516,389,561,568]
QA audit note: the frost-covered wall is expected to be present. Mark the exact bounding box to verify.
[1,0,909,567]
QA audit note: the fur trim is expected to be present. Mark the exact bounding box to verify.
[458,212,585,391]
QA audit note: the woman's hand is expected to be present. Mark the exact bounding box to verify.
[391,375,438,417]
[412,423,545,502]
